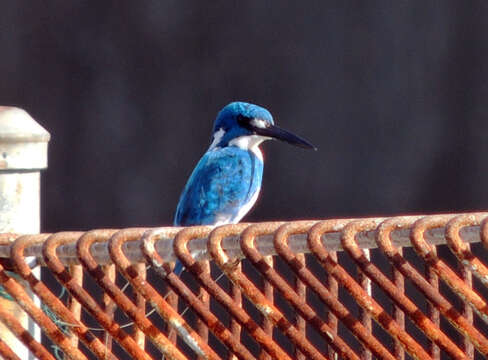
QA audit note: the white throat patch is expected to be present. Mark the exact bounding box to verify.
[229,135,269,161]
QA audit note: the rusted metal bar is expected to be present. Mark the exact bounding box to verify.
[1,214,484,267]
[480,217,488,252]
[309,219,432,360]
[101,264,117,354]
[446,214,482,359]
[410,216,488,325]
[229,262,242,360]
[0,301,53,360]
[372,218,468,359]
[275,221,446,359]
[274,222,399,359]
[166,278,179,347]
[133,262,147,349]
[260,255,273,360]
[294,252,306,360]
[141,228,257,360]
[68,264,83,350]
[0,212,485,358]
[10,233,117,360]
[256,221,386,360]
[274,223,395,359]
[42,231,153,360]
[211,223,330,360]
[459,248,475,359]
[426,239,440,360]
[108,228,222,360]
[76,229,187,360]
[392,246,405,360]
[375,216,488,356]
[174,225,293,360]
[197,260,210,360]
[0,246,87,360]
[446,214,488,292]
[0,335,22,360]
[356,246,372,360]
[324,249,338,360]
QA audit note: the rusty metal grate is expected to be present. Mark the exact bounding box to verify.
[0,212,487,359]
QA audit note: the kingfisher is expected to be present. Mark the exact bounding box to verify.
[173,101,316,274]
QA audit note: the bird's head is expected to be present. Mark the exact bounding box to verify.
[209,102,316,151]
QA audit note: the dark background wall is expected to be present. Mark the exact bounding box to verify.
[1,1,488,231]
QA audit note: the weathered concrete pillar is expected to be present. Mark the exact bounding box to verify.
[0,107,50,359]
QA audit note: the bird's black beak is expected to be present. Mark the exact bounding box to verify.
[254,124,317,150]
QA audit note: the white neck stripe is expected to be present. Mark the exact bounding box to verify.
[208,128,225,150]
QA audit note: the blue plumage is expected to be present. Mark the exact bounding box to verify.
[173,101,315,276]
[174,146,263,226]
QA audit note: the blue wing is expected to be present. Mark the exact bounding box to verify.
[174,147,263,226]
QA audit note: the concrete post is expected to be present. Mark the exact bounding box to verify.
[0,107,50,359]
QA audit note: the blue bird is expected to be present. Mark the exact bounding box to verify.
[173,101,315,275]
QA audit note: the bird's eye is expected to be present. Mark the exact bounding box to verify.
[237,114,251,127]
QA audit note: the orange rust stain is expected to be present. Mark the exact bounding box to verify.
[16,180,22,196]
